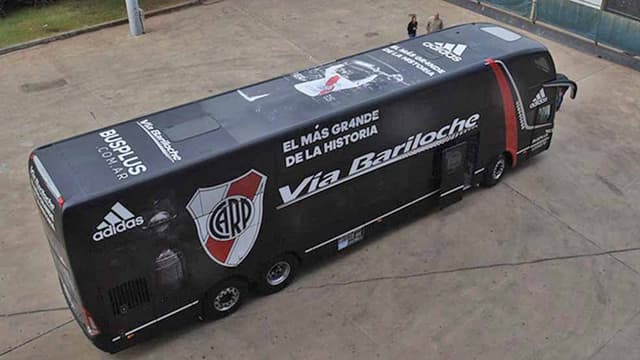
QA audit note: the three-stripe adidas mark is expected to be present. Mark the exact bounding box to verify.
[92,202,144,241]
[422,41,467,62]
[434,42,467,56]
[529,88,548,109]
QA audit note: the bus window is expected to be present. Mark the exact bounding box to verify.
[533,56,552,76]
[537,104,552,124]
[508,54,555,91]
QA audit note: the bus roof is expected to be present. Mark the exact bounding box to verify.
[35,23,548,201]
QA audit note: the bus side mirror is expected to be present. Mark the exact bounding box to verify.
[543,74,577,99]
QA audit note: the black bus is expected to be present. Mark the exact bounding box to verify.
[28,23,576,353]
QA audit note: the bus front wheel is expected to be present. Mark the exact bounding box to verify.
[202,278,248,320]
[256,253,299,295]
[482,153,507,187]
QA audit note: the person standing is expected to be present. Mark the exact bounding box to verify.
[407,14,418,38]
[426,13,444,34]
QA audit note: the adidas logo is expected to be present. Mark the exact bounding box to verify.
[92,202,144,241]
[422,41,467,62]
[529,88,548,109]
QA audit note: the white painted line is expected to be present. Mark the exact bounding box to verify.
[440,185,465,197]
[474,168,485,174]
[111,300,200,342]
[237,89,269,102]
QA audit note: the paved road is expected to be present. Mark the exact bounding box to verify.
[1,0,639,359]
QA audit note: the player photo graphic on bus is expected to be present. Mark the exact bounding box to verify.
[186,170,267,267]
[294,59,404,97]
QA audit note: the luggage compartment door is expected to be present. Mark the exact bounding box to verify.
[439,142,467,208]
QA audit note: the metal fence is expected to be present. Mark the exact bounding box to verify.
[480,0,640,55]
[483,0,532,17]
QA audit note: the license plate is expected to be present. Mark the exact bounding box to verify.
[337,228,365,251]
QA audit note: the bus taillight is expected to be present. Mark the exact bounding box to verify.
[82,308,101,336]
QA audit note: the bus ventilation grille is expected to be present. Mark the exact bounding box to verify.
[108,278,151,316]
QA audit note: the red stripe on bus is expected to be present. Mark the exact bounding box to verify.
[486,58,518,166]
[206,237,235,263]
[227,171,261,200]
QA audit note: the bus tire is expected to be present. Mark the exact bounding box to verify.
[202,278,248,320]
[256,253,299,295]
[482,153,507,187]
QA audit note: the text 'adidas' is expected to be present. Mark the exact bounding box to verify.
[92,202,144,241]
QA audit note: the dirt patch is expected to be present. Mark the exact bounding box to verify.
[20,78,67,93]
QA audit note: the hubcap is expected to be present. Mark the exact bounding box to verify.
[493,158,506,180]
[266,261,291,286]
[213,286,240,312]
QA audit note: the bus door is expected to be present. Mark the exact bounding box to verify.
[439,142,467,208]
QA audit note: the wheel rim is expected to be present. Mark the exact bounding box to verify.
[213,286,240,312]
[265,261,291,286]
[493,158,506,180]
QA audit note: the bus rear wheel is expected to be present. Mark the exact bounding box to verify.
[256,254,299,295]
[202,278,248,320]
[482,153,507,187]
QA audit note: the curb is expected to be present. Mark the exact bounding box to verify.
[0,0,203,57]
[444,0,640,72]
